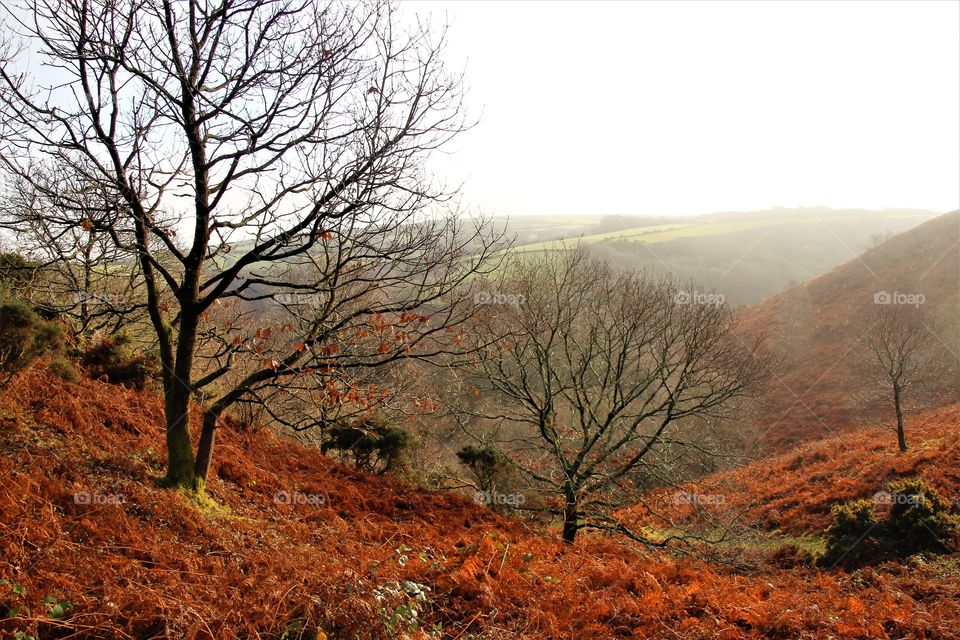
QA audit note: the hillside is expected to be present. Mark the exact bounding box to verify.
[623,404,960,538]
[503,208,939,304]
[2,368,960,639]
[740,210,960,451]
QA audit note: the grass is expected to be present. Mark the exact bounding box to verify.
[509,218,820,253]
[506,209,940,254]
[741,531,827,555]
[636,524,827,556]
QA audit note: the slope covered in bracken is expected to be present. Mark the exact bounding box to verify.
[738,210,960,451]
[622,404,960,537]
[2,368,960,639]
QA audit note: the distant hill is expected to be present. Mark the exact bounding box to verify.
[502,207,941,305]
[739,210,960,451]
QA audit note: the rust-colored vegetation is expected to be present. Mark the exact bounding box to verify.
[738,210,960,451]
[2,367,959,639]
[623,405,960,537]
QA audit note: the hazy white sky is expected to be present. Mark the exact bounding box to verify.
[411,0,960,217]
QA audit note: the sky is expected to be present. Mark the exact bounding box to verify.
[409,0,960,217]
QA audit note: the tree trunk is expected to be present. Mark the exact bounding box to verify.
[562,498,579,544]
[164,386,198,490]
[163,312,201,491]
[894,384,907,452]
[194,407,221,484]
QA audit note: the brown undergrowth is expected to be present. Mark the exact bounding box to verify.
[1,368,959,639]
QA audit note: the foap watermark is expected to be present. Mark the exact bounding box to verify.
[274,490,326,507]
[72,291,126,307]
[274,292,325,309]
[474,291,525,309]
[674,290,725,306]
[74,491,126,505]
[473,490,526,508]
[671,491,726,506]
[872,491,924,506]
[873,291,925,307]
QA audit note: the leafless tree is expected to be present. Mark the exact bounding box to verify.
[859,304,947,452]
[1,174,155,339]
[0,0,503,491]
[452,249,768,543]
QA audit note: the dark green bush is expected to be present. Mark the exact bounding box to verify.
[321,420,412,474]
[457,444,500,469]
[47,355,80,383]
[822,499,878,566]
[0,252,38,295]
[80,333,159,390]
[376,427,412,472]
[888,478,959,551]
[0,300,65,387]
[457,444,505,493]
[821,478,959,567]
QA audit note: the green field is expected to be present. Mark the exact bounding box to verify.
[505,210,937,254]
[508,219,797,253]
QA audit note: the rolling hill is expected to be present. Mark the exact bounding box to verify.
[502,208,940,305]
[739,210,960,451]
[623,403,960,539]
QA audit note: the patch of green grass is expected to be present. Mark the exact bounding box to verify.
[632,525,826,555]
[509,218,817,253]
[742,531,827,555]
[178,483,233,516]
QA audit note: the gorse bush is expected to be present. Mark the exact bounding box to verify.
[46,355,80,383]
[0,252,38,297]
[888,478,959,551]
[822,499,878,566]
[375,427,413,473]
[0,300,65,387]
[456,445,504,493]
[321,420,412,474]
[822,478,959,567]
[80,333,159,391]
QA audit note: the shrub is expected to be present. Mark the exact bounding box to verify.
[47,356,80,383]
[822,499,878,566]
[376,427,413,473]
[80,333,159,390]
[0,252,38,296]
[887,478,959,552]
[456,444,504,493]
[321,420,412,474]
[820,478,959,568]
[0,301,65,387]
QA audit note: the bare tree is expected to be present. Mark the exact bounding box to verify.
[859,304,947,452]
[0,0,502,491]
[1,174,154,339]
[452,249,768,543]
